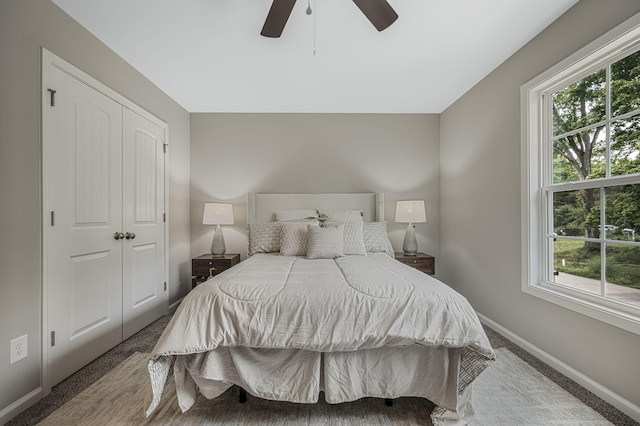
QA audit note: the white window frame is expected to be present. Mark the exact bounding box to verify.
[521,12,640,336]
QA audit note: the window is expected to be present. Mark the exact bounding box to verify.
[522,13,640,334]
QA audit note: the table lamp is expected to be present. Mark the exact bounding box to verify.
[395,200,426,256]
[202,202,234,256]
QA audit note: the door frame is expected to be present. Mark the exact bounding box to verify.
[41,48,169,394]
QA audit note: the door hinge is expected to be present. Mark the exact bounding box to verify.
[164,281,167,291]
[163,143,168,154]
[47,88,57,107]
[163,213,166,222]
[51,331,56,347]
[50,211,55,226]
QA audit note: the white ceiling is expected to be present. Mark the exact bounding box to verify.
[52,0,578,113]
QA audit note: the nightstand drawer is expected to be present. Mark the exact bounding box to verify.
[191,254,240,287]
[395,252,435,275]
[192,259,233,276]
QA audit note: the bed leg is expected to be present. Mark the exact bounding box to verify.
[239,387,247,403]
[384,398,393,407]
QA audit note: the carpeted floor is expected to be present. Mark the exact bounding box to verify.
[7,315,639,425]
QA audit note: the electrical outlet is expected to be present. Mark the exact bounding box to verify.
[10,334,28,364]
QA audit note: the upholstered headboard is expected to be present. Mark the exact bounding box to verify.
[247,193,385,224]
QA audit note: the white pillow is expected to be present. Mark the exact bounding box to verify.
[363,222,394,257]
[307,225,344,259]
[247,222,281,256]
[319,209,364,223]
[275,209,319,222]
[280,221,319,256]
[322,221,366,256]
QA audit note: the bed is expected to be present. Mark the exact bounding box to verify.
[146,193,495,425]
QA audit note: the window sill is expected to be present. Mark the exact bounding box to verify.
[523,281,640,335]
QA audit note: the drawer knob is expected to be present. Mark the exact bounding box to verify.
[413,260,417,264]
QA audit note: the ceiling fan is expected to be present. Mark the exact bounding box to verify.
[261,0,398,38]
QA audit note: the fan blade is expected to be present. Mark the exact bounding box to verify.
[261,0,297,38]
[352,0,398,32]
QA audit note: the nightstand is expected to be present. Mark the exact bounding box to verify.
[192,253,240,287]
[395,252,435,275]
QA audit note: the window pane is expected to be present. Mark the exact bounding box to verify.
[553,238,601,296]
[553,128,606,183]
[611,115,640,177]
[604,184,640,241]
[605,244,640,306]
[552,69,605,136]
[553,189,600,238]
[611,49,640,117]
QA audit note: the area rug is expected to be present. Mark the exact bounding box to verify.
[38,348,612,425]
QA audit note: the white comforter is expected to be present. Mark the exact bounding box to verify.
[146,253,495,424]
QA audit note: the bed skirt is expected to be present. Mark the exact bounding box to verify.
[148,344,491,426]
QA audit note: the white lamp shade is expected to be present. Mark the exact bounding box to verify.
[202,203,234,225]
[395,200,426,223]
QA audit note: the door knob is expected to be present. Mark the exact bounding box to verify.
[114,232,125,240]
[125,232,136,240]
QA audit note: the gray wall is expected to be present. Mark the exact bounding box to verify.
[190,113,440,261]
[0,0,191,419]
[4,0,639,421]
[440,0,640,412]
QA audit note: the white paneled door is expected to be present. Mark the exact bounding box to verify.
[122,109,166,340]
[44,65,125,386]
[43,52,167,387]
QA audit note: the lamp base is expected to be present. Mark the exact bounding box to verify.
[211,225,227,256]
[402,223,418,256]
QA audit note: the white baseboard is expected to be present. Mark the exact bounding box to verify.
[0,387,42,425]
[168,296,184,314]
[478,312,640,423]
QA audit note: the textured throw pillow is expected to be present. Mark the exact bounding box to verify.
[319,209,364,223]
[363,221,394,257]
[307,225,344,259]
[280,221,319,256]
[322,221,367,256]
[274,209,319,222]
[247,222,281,256]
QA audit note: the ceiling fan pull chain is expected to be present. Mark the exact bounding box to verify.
[304,0,317,55]
[312,0,317,55]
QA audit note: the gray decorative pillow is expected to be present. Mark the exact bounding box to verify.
[280,221,319,256]
[363,221,394,257]
[247,222,282,256]
[307,225,344,259]
[322,221,366,256]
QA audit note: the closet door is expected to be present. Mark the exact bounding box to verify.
[122,108,166,339]
[44,66,124,386]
